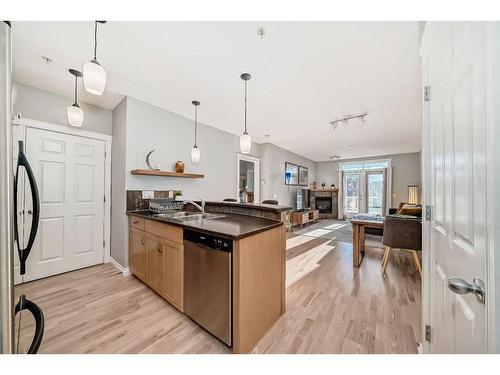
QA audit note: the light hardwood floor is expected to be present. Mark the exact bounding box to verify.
[15,220,421,354]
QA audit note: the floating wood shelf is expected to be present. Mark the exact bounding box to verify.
[130,169,204,179]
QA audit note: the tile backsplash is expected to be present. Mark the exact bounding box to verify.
[126,190,181,211]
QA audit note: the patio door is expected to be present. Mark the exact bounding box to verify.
[366,170,386,215]
[343,172,361,218]
[342,168,387,218]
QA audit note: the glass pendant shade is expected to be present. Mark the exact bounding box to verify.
[240,133,252,154]
[240,73,252,154]
[191,146,201,163]
[83,60,106,95]
[67,104,84,127]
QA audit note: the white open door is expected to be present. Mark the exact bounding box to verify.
[22,127,106,282]
[421,22,488,353]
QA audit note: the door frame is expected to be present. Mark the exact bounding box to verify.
[420,21,497,353]
[236,153,261,203]
[12,116,112,266]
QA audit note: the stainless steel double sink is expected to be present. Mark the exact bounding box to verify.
[153,211,225,221]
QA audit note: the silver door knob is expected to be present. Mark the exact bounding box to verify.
[27,210,32,215]
[447,277,485,304]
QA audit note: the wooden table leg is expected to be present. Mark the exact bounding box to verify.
[359,225,366,255]
[353,223,360,267]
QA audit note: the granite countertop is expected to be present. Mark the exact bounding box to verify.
[205,201,292,212]
[127,210,283,240]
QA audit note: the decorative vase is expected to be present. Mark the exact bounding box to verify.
[312,181,317,189]
[175,161,185,173]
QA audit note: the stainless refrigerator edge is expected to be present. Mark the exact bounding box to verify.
[0,20,14,354]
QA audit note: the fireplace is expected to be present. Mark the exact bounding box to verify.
[309,189,339,219]
[315,197,332,213]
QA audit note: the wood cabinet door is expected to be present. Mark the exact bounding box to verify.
[163,240,184,311]
[146,235,165,294]
[129,228,147,281]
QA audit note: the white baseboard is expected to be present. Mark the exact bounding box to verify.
[109,257,131,277]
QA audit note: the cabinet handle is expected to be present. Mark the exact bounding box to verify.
[133,220,139,224]
[157,243,163,254]
[141,237,145,245]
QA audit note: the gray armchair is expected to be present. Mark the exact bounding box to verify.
[381,215,422,276]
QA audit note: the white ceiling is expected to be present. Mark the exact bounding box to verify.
[11,21,422,161]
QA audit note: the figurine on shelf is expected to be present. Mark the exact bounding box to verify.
[312,181,317,189]
[330,184,335,189]
[321,182,326,189]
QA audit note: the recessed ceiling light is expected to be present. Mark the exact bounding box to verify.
[329,155,341,160]
[264,134,271,139]
[41,56,53,64]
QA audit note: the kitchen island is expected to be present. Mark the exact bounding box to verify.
[126,201,290,353]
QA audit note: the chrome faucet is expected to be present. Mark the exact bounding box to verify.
[183,197,205,213]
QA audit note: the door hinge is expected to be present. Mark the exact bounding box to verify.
[424,85,431,102]
[425,324,432,342]
[425,205,432,221]
[103,240,105,248]
[104,195,106,203]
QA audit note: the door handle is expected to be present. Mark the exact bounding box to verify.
[141,237,145,245]
[156,243,163,254]
[14,141,40,275]
[447,277,485,304]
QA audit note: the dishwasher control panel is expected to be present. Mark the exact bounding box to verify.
[184,230,233,252]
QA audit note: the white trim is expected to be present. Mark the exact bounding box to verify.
[12,116,112,269]
[109,257,131,277]
[484,22,497,353]
[236,153,261,203]
[13,117,112,142]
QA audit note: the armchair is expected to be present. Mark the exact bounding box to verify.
[381,215,422,276]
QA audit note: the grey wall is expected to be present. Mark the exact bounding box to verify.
[260,143,317,208]
[110,98,127,266]
[316,152,421,208]
[124,97,261,200]
[111,96,261,267]
[12,82,112,135]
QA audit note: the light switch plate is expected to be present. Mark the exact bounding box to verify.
[142,190,154,199]
[168,191,174,198]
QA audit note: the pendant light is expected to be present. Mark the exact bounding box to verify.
[191,100,201,163]
[67,69,84,127]
[240,73,252,154]
[83,21,107,96]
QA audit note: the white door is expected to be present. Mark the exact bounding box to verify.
[365,170,386,215]
[342,171,361,218]
[22,127,106,282]
[423,22,487,353]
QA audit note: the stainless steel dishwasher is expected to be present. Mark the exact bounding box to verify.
[184,230,232,346]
